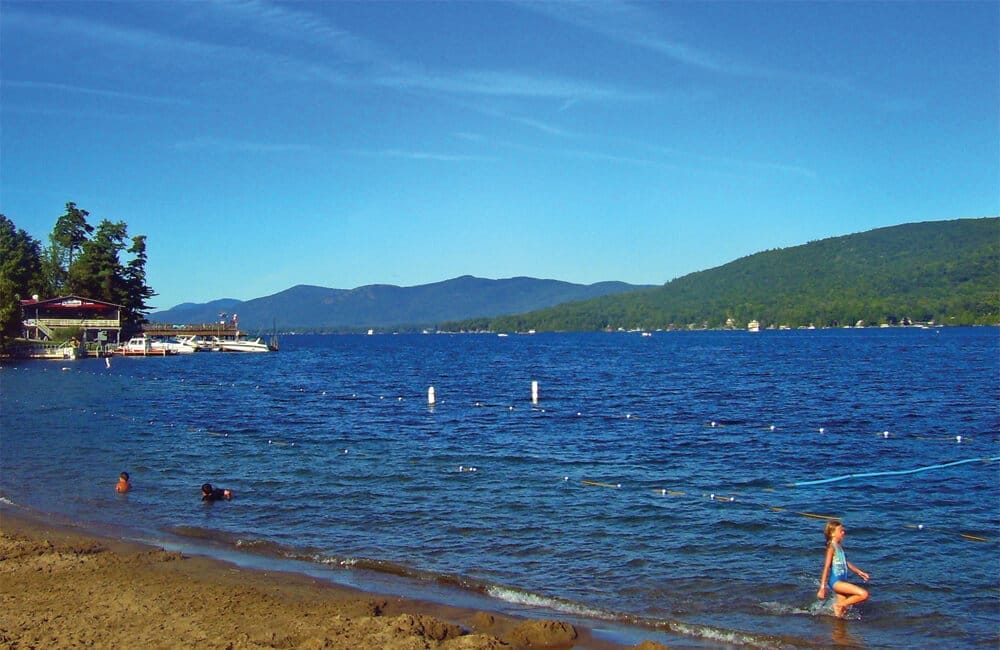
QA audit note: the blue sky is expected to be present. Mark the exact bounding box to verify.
[2,1,997,311]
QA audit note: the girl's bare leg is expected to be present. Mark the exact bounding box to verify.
[832,581,869,618]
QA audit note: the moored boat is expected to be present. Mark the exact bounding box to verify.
[216,336,270,353]
[114,336,173,356]
[150,337,197,354]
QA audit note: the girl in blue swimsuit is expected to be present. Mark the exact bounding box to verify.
[816,519,870,618]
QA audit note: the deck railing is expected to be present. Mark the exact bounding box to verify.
[28,318,121,328]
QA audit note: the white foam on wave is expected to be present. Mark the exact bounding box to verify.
[669,621,785,649]
[0,496,15,506]
[759,600,813,616]
[485,585,608,619]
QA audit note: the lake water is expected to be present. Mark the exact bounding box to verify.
[2,328,998,648]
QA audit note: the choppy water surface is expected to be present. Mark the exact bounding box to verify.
[2,328,998,648]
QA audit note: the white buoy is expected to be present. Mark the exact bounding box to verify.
[956,435,962,443]
[105,357,111,369]
[819,427,825,433]
[769,425,776,431]
[531,380,539,404]
[428,386,436,406]
[883,431,890,438]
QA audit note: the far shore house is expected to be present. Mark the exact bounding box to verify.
[20,295,124,347]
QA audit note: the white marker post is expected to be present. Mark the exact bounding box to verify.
[428,386,436,406]
[531,380,539,404]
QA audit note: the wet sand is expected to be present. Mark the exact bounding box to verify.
[0,508,667,649]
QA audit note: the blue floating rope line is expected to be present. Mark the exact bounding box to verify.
[789,456,1000,487]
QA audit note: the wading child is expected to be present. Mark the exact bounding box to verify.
[115,471,131,493]
[817,519,870,618]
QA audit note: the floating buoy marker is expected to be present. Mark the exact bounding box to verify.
[531,380,539,404]
[428,386,436,406]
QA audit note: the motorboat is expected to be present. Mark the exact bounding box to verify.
[150,337,197,354]
[114,336,172,356]
[215,336,270,353]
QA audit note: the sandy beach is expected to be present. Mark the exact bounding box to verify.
[0,508,664,650]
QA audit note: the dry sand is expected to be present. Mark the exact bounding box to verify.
[0,509,668,649]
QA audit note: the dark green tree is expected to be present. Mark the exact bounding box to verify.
[122,234,157,329]
[69,219,127,301]
[0,214,45,348]
[69,219,153,335]
[48,202,94,294]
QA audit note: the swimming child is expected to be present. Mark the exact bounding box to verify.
[115,471,131,493]
[817,519,870,618]
[201,482,233,502]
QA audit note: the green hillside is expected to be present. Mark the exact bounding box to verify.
[447,218,999,332]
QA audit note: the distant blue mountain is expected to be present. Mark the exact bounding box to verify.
[148,276,652,331]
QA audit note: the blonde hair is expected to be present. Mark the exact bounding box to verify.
[824,519,843,544]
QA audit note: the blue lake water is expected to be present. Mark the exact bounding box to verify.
[2,328,998,648]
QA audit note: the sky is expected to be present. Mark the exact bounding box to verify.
[2,1,997,311]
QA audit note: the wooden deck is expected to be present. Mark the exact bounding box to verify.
[142,324,244,338]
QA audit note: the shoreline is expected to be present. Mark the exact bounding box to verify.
[0,506,666,649]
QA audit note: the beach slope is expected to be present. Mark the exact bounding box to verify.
[0,510,657,649]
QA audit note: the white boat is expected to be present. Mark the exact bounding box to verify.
[114,336,172,356]
[176,335,215,351]
[747,320,761,333]
[150,337,197,354]
[216,337,271,353]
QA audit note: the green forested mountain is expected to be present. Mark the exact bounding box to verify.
[149,276,651,331]
[447,218,999,332]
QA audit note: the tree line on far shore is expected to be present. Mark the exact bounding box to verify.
[0,203,155,348]
[442,218,1000,332]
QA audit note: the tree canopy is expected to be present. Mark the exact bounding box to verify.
[0,203,156,349]
[443,218,1000,332]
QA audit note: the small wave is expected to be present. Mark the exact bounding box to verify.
[164,526,321,561]
[486,585,613,620]
[758,600,815,616]
[0,495,16,506]
[667,621,795,649]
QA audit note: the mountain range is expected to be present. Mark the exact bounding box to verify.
[151,217,998,332]
[452,217,999,332]
[149,276,652,331]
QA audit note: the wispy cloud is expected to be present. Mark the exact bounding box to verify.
[350,149,496,163]
[3,80,192,106]
[519,1,767,77]
[7,2,651,107]
[205,0,391,65]
[644,143,817,179]
[206,1,651,105]
[519,0,885,104]
[173,137,312,154]
[373,68,649,103]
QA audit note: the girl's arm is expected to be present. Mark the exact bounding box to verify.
[816,545,834,598]
[847,561,869,582]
